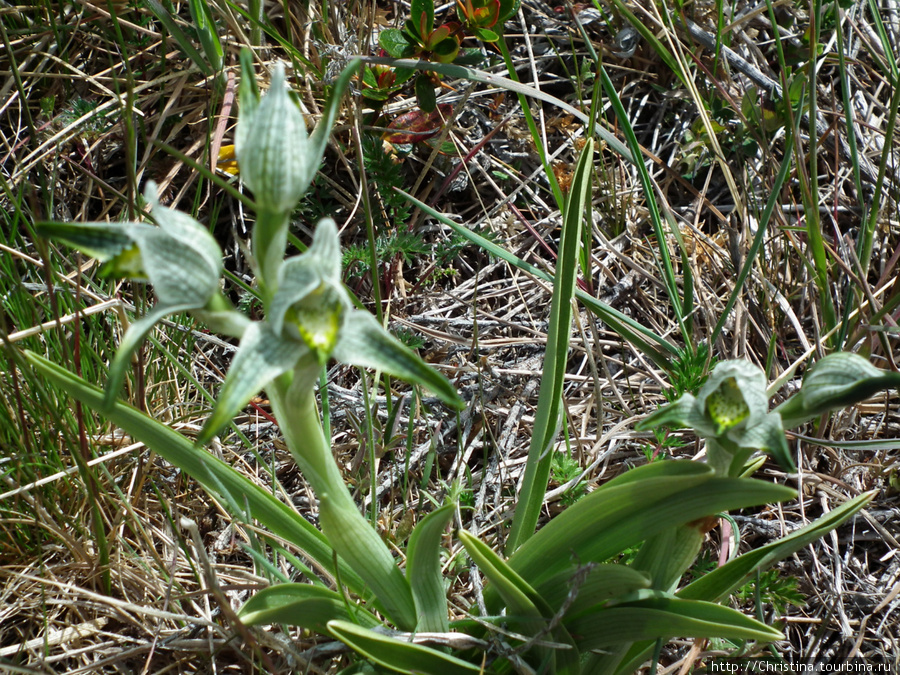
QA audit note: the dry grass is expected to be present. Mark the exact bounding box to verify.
[2,0,899,671]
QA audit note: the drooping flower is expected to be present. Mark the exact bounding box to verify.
[637,360,794,475]
[37,182,242,407]
[197,219,463,445]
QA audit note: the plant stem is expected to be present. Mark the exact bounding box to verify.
[268,378,418,630]
[252,209,290,302]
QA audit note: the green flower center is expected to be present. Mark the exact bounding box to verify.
[706,377,750,435]
[101,243,146,280]
[288,284,343,362]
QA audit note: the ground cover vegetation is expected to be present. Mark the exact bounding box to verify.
[1,0,899,672]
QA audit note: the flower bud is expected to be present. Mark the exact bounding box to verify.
[235,63,312,214]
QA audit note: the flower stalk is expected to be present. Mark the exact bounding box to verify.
[268,376,418,629]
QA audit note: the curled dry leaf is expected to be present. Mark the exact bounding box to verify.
[383,104,453,144]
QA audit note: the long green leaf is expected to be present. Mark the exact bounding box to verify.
[611,491,874,675]
[327,620,483,675]
[307,59,360,187]
[238,584,379,631]
[507,139,593,553]
[567,595,783,650]
[535,564,651,616]
[679,491,874,603]
[496,462,795,607]
[459,530,545,622]
[459,530,581,674]
[630,524,705,593]
[23,351,366,594]
[406,504,455,632]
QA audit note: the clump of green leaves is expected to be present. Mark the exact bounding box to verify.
[343,230,430,281]
[392,327,427,350]
[342,134,474,285]
[57,98,117,136]
[550,450,587,506]
[378,0,519,110]
[640,427,687,463]
[665,342,713,400]
[737,569,805,614]
[380,0,462,64]
[456,0,519,42]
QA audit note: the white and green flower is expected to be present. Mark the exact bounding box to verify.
[37,183,245,407]
[637,360,794,475]
[235,63,315,216]
[197,219,463,446]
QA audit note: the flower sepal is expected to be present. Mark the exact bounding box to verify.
[38,182,224,407]
[776,352,900,428]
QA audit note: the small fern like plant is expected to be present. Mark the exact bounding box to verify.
[25,52,900,674]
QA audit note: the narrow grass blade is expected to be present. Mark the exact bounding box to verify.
[188,0,223,74]
[865,0,899,78]
[710,136,794,345]
[496,36,564,211]
[604,0,684,85]
[396,189,679,370]
[597,65,687,336]
[789,434,900,451]
[506,139,593,553]
[144,0,212,76]
[307,59,360,183]
[105,302,193,409]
